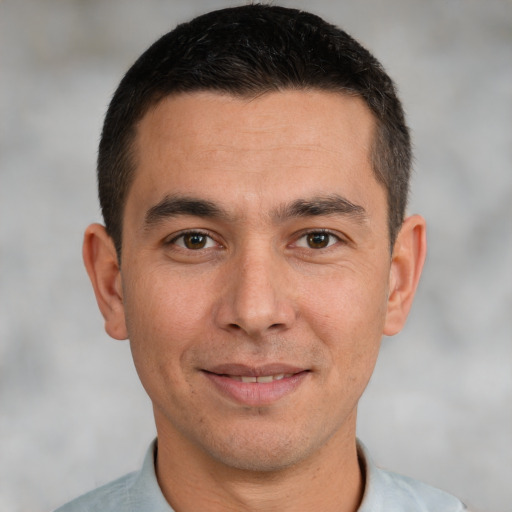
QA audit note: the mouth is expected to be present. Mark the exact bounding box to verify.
[202,365,310,406]
[214,372,295,383]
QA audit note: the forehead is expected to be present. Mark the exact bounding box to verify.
[126,90,381,221]
[136,89,374,159]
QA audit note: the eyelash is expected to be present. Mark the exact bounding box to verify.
[292,229,344,250]
[166,230,220,251]
[166,228,344,252]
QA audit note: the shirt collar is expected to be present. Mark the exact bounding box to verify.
[128,438,460,512]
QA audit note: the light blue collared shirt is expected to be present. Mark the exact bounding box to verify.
[54,439,467,511]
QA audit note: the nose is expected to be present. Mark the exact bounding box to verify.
[214,246,297,338]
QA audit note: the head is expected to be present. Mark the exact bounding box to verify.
[98,4,411,257]
[84,4,426,483]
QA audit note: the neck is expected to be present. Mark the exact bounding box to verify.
[154,414,364,512]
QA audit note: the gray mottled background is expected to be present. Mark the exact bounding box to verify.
[1,1,511,511]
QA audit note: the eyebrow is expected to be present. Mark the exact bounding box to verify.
[144,195,229,228]
[273,195,367,222]
[143,193,367,229]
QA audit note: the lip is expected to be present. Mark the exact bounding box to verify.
[202,364,310,406]
[206,363,306,377]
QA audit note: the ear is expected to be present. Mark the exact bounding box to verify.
[383,214,427,336]
[82,223,128,340]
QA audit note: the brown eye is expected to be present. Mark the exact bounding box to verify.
[294,231,339,250]
[307,232,331,249]
[183,233,207,249]
[172,232,216,250]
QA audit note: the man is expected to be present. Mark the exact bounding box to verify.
[56,5,466,511]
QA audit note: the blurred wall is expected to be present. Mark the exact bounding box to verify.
[1,1,511,511]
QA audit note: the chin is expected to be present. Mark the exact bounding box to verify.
[198,423,329,473]
[208,445,303,473]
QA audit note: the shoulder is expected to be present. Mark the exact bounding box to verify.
[53,439,173,512]
[358,441,467,512]
[53,471,138,512]
[370,467,467,511]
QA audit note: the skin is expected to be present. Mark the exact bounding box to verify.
[83,90,426,512]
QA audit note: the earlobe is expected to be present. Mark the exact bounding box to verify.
[383,214,427,336]
[82,223,128,340]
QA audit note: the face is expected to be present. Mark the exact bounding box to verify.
[112,91,399,472]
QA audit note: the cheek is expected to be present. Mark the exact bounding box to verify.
[299,267,389,374]
[122,269,215,385]
[124,265,212,338]
[302,266,389,333]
